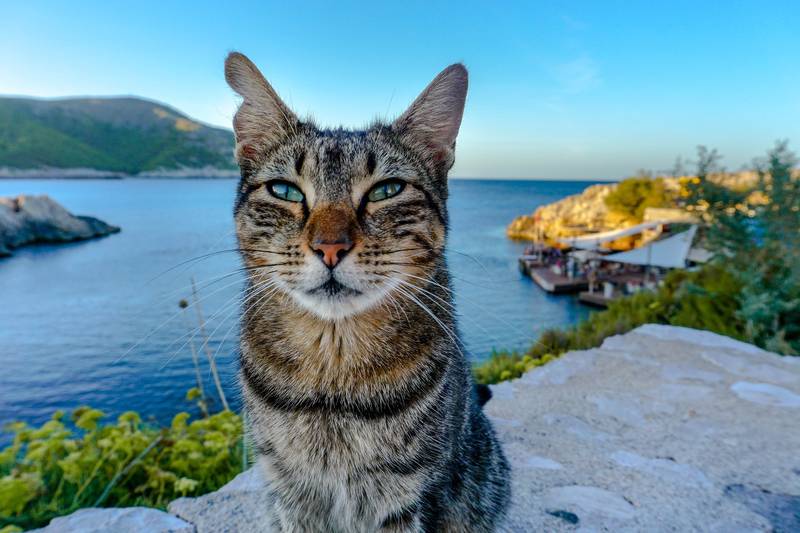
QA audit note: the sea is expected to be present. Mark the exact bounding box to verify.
[0,178,595,433]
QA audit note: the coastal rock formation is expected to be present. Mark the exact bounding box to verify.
[153,325,798,532]
[507,182,621,241]
[0,194,119,256]
[507,171,766,243]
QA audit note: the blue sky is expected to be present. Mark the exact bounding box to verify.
[2,1,798,179]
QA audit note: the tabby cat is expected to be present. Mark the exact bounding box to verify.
[225,52,510,532]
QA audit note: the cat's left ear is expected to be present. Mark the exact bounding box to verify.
[225,52,299,171]
[392,64,468,169]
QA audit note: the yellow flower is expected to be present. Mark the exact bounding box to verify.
[174,477,200,495]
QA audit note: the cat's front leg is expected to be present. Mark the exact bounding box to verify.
[378,505,423,533]
[268,493,331,533]
[270,497,328,533]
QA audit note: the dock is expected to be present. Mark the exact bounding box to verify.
[518,256,547,276]
[520,223,699,301]
[528,267,588,294]
[578,291,613,308]
[578,272,659,307]
[527,265,656,298]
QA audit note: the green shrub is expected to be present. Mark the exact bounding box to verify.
[472,349,556,384]
[474,265,744,384]
[687,142,799,354]
[604,175,675,223]
[0,406,243,530]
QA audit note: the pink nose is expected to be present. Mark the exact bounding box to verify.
[311,241,353,268]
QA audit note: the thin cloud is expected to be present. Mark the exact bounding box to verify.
[561,14,588,31]
[555,55,602,94]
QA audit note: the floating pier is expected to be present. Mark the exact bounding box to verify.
[528,267,589,294]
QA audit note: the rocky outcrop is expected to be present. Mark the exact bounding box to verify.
[168,469,273,532]
[490,324,799,531]
[173,326,800,531]
[506,182,622,241]
[30,507,193,533]
[507,171,766,243]
[34,325,800,531]
[0,195,119,256]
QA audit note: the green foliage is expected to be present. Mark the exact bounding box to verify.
[687,142,800,354]
[604,175,675,222]
[472,349,557,385]
[474,265,744,384]
[0,407,243,530]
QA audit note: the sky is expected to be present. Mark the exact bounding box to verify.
[2,1,798,180]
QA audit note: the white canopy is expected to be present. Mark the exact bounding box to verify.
[558,220,667,250]
[601,226,697,269]
[687,246,713,264]
[569,249,602,262]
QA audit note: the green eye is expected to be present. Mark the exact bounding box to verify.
[268,181,305,203]
[367,180,405,202]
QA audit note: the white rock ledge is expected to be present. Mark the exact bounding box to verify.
[30,507,193,533]
[35,325,800,532]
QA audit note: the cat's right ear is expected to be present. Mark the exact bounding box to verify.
[392,63,468,171]
[225,52,298,169]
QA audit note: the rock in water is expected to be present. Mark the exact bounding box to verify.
[0,194,119,256]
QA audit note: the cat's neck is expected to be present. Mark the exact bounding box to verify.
[240,269,458,392]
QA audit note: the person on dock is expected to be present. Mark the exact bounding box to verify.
[588,266,598,294]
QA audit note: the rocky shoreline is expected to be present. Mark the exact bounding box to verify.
[0,195,120,256]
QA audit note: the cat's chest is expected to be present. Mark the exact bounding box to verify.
[255,407,411,470]
[255,408,429,531]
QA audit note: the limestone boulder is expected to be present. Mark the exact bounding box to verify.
[30,507,194,533]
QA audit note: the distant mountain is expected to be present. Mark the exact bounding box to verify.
[0,96,238,178]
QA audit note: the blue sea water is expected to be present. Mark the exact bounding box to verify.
[0,178,593,431]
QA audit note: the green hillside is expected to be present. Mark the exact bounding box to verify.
[0,96,236,175]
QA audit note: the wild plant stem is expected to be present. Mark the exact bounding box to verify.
[181,308,208,417]
[93,434,163,507]
[71,445,117,507]
[191,277,230,411]
[242,410,249,471]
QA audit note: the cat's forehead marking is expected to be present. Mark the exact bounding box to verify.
[305,131,372,201]
[294,151,306,175]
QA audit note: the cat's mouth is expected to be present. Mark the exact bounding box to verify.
[307,278,361,298]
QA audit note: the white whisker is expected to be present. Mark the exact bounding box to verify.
[161,282,256,369]
[391,270,541,346]
[160,276,276,369]
[390,283,467,362]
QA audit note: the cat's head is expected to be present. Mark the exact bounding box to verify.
[225,52,467,320]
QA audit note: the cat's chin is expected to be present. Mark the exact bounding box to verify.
[289,285,390,321]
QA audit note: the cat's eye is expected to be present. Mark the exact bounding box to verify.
[367,180,405,202]
[267,181,305,203]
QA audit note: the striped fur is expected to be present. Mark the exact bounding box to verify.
[226,52,510,532]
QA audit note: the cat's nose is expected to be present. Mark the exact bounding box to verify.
[311,239,353,269]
